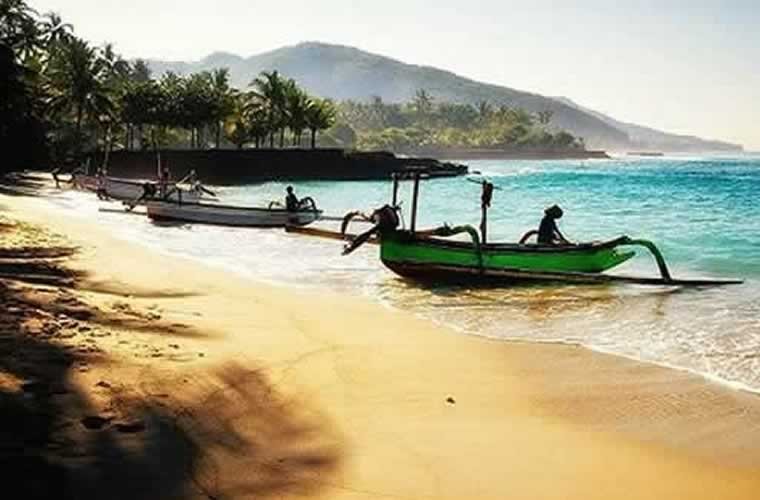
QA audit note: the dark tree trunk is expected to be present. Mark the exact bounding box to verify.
[102,125,112,170]
[216,122,222,149]
[75,105,83,152]
[279,128,285,148]
[269,133,274,148]
[310,128,316,149]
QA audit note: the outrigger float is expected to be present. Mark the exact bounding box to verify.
[290,171,742,287]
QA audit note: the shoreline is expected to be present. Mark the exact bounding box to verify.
[78,199,757,397]
[3,188,760,498]
[405,148,611,160]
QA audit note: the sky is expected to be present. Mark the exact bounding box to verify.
[33,0,760,150]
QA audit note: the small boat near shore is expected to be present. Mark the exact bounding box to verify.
[336,171,742,287]
[626,151,664,157]
[145,200,322,227]
[72,174,208,203]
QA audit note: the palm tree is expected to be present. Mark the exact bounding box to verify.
[209,68,236,148]
[413,88,434,117]
[101,43,130,80]
[40,12,73,46]
[1,0,42,61]
[244,100,270,148]
[223,93,252,149]
[131,59,151,82]
[224,116,249,149]
[46,37,115,152]
[179,72,214,148]
[304,98,336,149]
[476,100,493,120]
[285,83,309,147]
[249,70,287,148]
[537,109,554,126]
[99,43,131,149]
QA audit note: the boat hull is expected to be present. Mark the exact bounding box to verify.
[379,232,635,283]
[145,201,321,227]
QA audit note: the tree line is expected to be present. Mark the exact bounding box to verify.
[119,68,337,151]
[2,0,583,174]
[335,90,582,153]
[1,0,337,173]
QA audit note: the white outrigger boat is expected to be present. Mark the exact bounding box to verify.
[145,198,322,227]
[72,174,209,203]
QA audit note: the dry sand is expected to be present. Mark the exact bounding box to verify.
[2,183,760,499]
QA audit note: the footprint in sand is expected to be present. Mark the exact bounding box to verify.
[81,415,111,431]
[114,421,146,434]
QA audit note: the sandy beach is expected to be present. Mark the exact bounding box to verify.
[2,182,760,499]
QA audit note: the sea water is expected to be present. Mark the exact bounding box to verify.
[49,155,760,391]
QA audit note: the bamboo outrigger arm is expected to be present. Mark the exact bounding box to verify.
[424,224,484,269]
[617,237,672,281]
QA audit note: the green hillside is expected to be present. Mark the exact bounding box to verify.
[147,42,742,152]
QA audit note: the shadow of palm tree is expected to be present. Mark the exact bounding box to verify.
[0,173,50,197]
[0,222,343,499]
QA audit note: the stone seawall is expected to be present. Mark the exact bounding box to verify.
[88,149,467,184]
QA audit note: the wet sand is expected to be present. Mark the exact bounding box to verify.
[2,184,760,499]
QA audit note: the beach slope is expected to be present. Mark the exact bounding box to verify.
[2,190,760,499]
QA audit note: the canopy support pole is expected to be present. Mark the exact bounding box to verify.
[391,173,399,208]
[410,173,420,234]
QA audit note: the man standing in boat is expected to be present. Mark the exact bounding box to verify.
[95,166,109,200]
[158,166,171,199]
[538,204,571,245]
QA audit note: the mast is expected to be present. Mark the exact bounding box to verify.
[480,181,493,245]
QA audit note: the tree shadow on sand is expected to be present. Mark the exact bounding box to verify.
[0,173,51,197]
[0,231,343,499]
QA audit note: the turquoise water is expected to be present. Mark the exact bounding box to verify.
[50,155,760,391]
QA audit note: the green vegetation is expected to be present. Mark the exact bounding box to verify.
[0,0,338,174]
[336,93,583,153]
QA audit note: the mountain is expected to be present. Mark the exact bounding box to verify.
[554,97,742,153]
[146,42,742,152]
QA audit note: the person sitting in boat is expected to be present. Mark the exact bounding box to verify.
[285,186,300,212]
[537,204,571,245]
[187,169,206,195]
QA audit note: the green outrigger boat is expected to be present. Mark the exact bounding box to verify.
[333,171,742,287]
